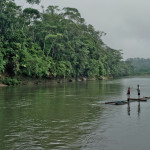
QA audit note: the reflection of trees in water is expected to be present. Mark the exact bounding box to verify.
[0,81,106,149]
[0,79,132,149]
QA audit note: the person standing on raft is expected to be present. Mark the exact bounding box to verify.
[137,84,140,98]
[127,87,130,100]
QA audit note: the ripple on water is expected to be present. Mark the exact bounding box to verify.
[1,78,150,150]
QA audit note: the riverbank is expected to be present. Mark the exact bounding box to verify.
[0,75,109,86]
[2,75,149,86]
[0,84,8,87]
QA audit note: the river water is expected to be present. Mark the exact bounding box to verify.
[0,77,150,150]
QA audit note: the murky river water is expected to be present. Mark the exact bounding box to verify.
[0,77,150,150]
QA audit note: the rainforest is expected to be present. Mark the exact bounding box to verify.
[0,0,134,85]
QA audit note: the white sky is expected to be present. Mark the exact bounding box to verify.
[15,0,150,60]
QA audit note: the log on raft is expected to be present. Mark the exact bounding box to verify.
[128,98,147,102]
[105,101,128,105]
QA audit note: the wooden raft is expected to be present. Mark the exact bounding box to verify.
[128,97,149,102]
[104,97,150,105]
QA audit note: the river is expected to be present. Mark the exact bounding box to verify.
[0,77,150,150]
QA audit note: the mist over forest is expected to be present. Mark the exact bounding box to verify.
[127,58,150,75]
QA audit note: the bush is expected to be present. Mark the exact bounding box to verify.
[3,77,20,85]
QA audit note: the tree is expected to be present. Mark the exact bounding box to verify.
[23,8,40,25]
[26,0,41,5]
[0,1,132,82]
[46,6,60,15]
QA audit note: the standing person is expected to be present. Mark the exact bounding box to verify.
[127,87,130,101]
[137,84,140,98]
[137,84,140,90]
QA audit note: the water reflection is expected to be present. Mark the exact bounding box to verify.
[0,81,110,150]
[127,101,141,117]
[138,101,141,118]
[1,78,150,150]
[127,102,130,116]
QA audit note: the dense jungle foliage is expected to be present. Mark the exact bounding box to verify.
[0,0,134,84]
[127,58,150,75]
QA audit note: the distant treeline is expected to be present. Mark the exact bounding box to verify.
[127,58,150,75]
[0,0,133,84]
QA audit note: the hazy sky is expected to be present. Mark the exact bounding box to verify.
[15,0,150,60]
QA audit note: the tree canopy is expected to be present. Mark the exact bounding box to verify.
[0,0,133,84]
[26,0,41,4]
[127,58,150,75]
